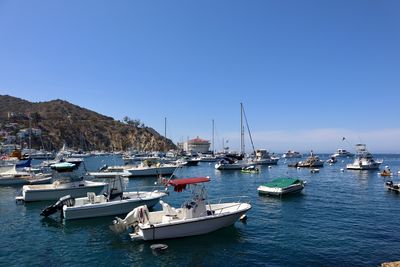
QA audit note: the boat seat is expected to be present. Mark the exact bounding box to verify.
[87,192,96,204]
[160,200,177,217]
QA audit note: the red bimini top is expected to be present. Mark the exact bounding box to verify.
[167,177,210,192]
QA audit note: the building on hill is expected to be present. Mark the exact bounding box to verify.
[179,137,211,154]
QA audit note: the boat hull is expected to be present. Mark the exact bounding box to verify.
[346,163,381,170]
[126,166,177,177]
[21,181,107,202]
[132,203,251,240]
[257,184,304,196]
[63,192,166,220]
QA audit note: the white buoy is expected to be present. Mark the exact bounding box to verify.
[340,168,344,172]
[240,214,247,222]
[150,244,168,251]
[268,166,272,169]
[297,167,301,170]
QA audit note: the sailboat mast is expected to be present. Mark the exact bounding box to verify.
[240,103,245,155]
[212,119,215,154]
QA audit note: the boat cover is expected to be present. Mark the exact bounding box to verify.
[262,178,302,188]
[168,177,210,192]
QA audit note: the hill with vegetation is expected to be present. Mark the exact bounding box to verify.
[0,95,176,151]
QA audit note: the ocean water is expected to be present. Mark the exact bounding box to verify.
[1,154,400,266]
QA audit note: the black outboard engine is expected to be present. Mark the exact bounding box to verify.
[99,164,108,171]
[40,195,75,217]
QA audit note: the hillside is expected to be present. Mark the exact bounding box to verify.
[0,95,176,151]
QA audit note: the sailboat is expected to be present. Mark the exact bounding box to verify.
[215,103,252,170]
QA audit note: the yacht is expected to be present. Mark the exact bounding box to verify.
[331,149,354,158]
[282,150,302,158]
[346,144,382,170]
[251,149,279,165]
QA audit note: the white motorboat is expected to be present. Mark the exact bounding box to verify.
[87,165,130,178]
[110,177,251,240]
[40,178,167,220]
[257,178,305,196]
[16,179,107,202]
[331,149,354,158]
[282,150,302,158]
[125,161,178,177]
[251,149,279,165]
[346,144,382,170]
[0,166,52,186]
[214,157,250,170]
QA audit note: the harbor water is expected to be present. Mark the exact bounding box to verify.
[1,154,400,266]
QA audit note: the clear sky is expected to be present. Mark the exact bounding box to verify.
[1,1,399,153]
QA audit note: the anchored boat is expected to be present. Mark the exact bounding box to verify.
[110,177,251,240]
[257,178,306,196]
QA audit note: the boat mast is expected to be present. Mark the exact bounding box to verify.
[212,119,215,155]
[240,103,245,155]
[164,117,167,139]
[241,103,256,155]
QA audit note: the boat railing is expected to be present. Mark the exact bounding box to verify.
[206,195,251,215]
[127,185,168,195]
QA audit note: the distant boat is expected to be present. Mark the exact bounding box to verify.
[87,165,130,178]
[251,149,279,165]
[257,178,305,196]
[346,144,382,170]
[125,160,178,177]
[292,151,324,168]
[331,149,354,158]
[214,157,250,170]
[282,150,302,158]
[241,165,260,174]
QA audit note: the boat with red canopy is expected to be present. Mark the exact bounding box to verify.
[110,176,251,240]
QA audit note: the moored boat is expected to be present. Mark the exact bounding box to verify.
[40,177,167,220]
[125,160,178,177]
[241,165,259,174]
[110,177,251,240]
[282,150,302,158]
[257,178,305,196]
[346,144,382,170]
[331,149,354,158]
[16,179,107,202]
[251,149,279,165]
[294,151,324,168]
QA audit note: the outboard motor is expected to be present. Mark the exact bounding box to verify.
[99,164,108,172]
[40,195,75,217]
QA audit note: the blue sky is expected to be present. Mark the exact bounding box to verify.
[1,1,399,153]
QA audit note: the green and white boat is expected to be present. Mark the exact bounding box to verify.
[257,178,305,196]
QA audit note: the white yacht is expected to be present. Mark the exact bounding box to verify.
[331,149,354,158]
[125,160,179,177]
[251,149,279,165]
[346,144,382,170]
[282,150,302,158]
